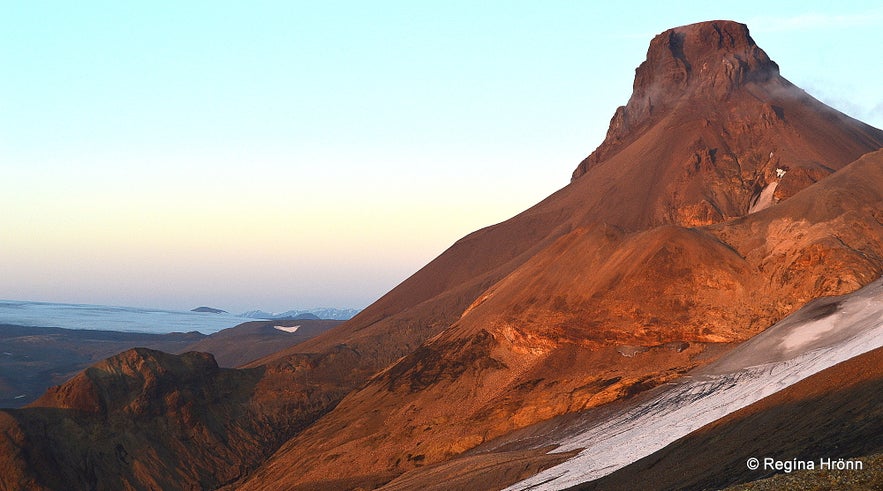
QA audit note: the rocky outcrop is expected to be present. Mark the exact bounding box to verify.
[583,21,780,167]
[0,349,281,490]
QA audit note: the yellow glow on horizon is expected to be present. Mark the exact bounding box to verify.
[2,165,535,270]
[1,145,561,310]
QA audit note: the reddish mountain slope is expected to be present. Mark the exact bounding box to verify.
[2,20,883,491]
[240,147,883,489]
[255,19,883,376]
[236,21,883,489]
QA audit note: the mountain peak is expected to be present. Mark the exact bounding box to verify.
[573,20,782,180]
[640,20,778,98]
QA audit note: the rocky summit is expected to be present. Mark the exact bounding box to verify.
[2,20,882,491]
[571,20,882,227]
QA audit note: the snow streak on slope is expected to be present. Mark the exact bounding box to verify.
[747,181,778,214]
[507,277,883,490]
[273,325,301,333]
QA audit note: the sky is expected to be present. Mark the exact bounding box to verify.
[2,1,882,313]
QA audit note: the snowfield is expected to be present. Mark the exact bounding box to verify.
[507,277,883,490]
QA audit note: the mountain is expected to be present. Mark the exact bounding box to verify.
[570,20,882,221]
[241,307,360,321]
[234,20,883,488]
[2,19,883,490]
[183,319,341,367]
[0,349,287,490]
[240,150,883,489]
[191,306,228,314]
[0,318,339,409]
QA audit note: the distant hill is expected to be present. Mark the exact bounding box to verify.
[191,306,228,314]
[182,319,341,367]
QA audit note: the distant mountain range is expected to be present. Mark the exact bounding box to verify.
[192,305,361,321]
[240,308,360,321]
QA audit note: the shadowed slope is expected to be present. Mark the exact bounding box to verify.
[724,453,883,490]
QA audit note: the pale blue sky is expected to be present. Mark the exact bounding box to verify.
[2,1,882,312]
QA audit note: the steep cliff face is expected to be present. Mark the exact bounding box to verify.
[580,20,780,168]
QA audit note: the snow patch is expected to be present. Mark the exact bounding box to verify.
[273,325,301,333]
[748,181,778,214]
